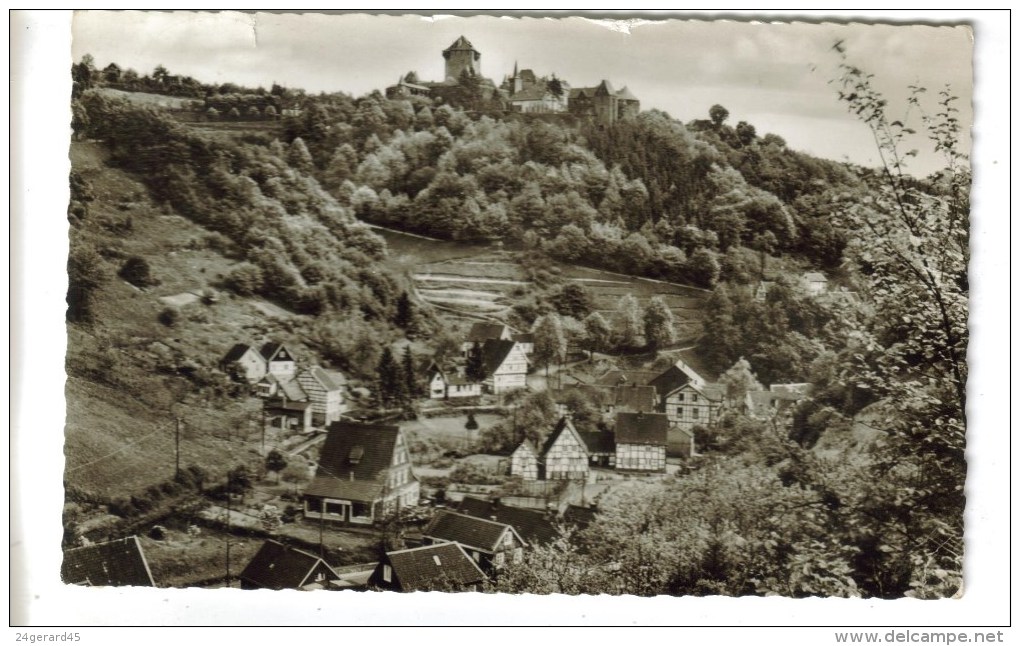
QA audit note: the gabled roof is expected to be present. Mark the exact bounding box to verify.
[444,35,478,53]
[424,510,524,553]
[568,87,595,99]
[239,540,338,590]
[383,543,486,592]
[615,86,639,101]
[61,536,155,587]
[222,343,256,364]
[304,421,405,502]
[579,429,616,455]
[648,365,693,398]
[540,416,589,458]
[302,366,345,391]
[614,385,657,412]
[277,377,308,402]
[457,496,559,546]
[615,412,669,446]
[512,439,537,456]
[480,339,520,375]
[672,381,726,402]
[594,80,617,96]
[466,322,510,343]
[260,342,295,363]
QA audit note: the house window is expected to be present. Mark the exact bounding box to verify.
[352,502,372,519]
[692,394,699,402]
[493,552,506,568]
[324,501,345,515]
[692,408,700,419]
[382,564,392,583]
[513,548,523,564]
[676,393,685,402]
[503,533,514,548]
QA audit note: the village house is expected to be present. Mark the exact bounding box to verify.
[461,322,514,356]
[61,536,155,587]
[769,383,813,417]
[264,396,313,433]
[370,542,487,592]
[614,411,669,473]
[428,363,483,399]
[260,342,297,379]
[539,416,589,481]
[422,509,527,571]
[664,381,727,432]
[801,271,829,295]
[667,425,696,459]
[303,421,420,526]
[256,373,307,401]
[508,84,565,113]
[220,343,267,383]
[509,439,540,481]
[295,366,347,425]
[238,539,340,591]
[579,428,617,468]
[456,496,561,547]
[479,339,528,394]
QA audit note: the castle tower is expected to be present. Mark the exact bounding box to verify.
[443,35,481,81]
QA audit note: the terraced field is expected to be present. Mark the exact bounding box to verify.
[374,226,708,341]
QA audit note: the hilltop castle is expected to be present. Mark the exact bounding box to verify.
[386,36,640,125]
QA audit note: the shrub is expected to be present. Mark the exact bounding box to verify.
[119,256,157,288]
[158,307,180,327]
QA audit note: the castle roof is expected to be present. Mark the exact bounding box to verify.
[616,85,639,101]
[594,80,617,96]
[510,85,556,102]
[444,35,478,53]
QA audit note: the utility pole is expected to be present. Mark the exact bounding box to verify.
[175,417,181,480]
[225,482,231,587]
[319,500,325,559]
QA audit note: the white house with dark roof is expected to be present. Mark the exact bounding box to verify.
[260,342,297,379]
[221,344,267,383]
[614,411,669,472]
[239,539,339,591]
[422,509,526,571]
[303,421,419,525]
[370,543,486,592]
[428,363,483,399]
[664,381,726,432]
[480,339,528,394]
[539,416,589,481]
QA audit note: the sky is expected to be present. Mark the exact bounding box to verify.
[70,11,973,177]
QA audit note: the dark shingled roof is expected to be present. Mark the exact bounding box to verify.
[579,430,616,455]
[61,536,155,587]
[382,543,486,592]
[614,385,657,412]
[615,412,669,446]
[260,342,294,362]
[467,322,509,343]
[423,510,522,553]
[239,540,338,590]
[304,421,404,502]
[594,79,617,96]
[457,496,559,546]
[444,35,477,52]
[480,339,519,376]
[222,343,255,364]
[648,365,692,398]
